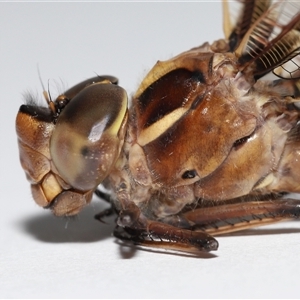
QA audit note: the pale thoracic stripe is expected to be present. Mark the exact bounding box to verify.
[137,107,189,146]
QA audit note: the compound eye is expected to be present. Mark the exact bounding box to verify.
[50,82,128,191]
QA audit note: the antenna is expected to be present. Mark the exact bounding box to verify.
[37,65,56,114]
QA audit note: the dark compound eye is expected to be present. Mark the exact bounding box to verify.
[182,169,198,179]
[50,82,128,191]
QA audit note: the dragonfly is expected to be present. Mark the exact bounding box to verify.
[16,0,300,255]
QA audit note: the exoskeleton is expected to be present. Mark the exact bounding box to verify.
[16,1,300,254]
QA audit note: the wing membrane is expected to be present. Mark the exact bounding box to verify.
[234,1,300,80]
[223,0,271,51]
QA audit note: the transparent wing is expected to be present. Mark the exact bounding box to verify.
[223,0,271,51]
[273,47,300,79]
[233,1,300,80]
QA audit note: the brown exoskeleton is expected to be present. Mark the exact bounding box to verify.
[16,1,300,254]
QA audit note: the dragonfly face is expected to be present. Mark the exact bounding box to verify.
[16,77,128,216]
[16,1,300,255]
